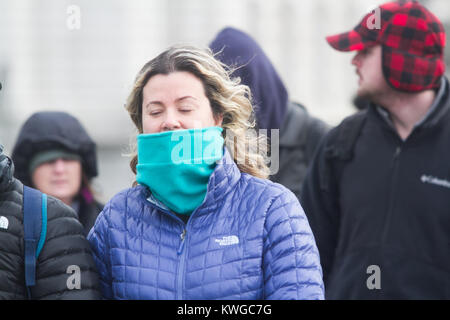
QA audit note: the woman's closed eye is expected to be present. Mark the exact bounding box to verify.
[144,100,165,115]
[179,107,194,113]
[149,109,163,116]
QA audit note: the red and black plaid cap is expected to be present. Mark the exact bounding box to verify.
[326,0,446,92]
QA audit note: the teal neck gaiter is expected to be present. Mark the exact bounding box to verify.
[136,127,224,215]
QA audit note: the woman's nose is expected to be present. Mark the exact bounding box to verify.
[161,111,181,131]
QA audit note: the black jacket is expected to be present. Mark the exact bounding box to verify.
[77,199,103,236]
[301,77,450,299]
[0,151,101,299]
[271,101,330,200]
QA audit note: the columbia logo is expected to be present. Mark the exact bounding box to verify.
[420,175,450,189]
[215,235,239,246]
[0,216,9,230]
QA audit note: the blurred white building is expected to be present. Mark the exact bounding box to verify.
[0,0,448,201]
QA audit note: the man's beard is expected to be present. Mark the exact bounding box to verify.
[352,94,370,111]
[356,86,388,107]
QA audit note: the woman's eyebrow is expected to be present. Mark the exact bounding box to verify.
[144,100,163,109]
[144,96,198,109]
[176,96,197,102]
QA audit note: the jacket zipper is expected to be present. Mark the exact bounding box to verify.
[145,194,205,300]
[381,146,402,241]
[144,200,187,300]
[176,228,187,300]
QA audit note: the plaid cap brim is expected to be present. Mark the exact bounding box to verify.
[326,30,377,52]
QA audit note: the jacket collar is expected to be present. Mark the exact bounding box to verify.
[374,76,450,132]
[200,147,241,211]
[421,77,450,128]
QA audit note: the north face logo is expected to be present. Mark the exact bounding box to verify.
[0,216,9,230]
[215,235,239,246]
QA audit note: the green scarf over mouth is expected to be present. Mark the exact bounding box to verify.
[136,127,224,215]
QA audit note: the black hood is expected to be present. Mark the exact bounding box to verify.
[11,111,98,186]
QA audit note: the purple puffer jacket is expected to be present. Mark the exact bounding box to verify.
[88,149,324,300]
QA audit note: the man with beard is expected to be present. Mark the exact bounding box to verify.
[301,1,450,299]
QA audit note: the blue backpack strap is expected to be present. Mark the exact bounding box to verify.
[23,186,47,299]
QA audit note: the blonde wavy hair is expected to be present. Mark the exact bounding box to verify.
[125,45,270,179]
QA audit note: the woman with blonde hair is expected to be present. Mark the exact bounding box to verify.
[88,45,324,300]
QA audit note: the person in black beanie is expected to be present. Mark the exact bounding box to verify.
[12,111,103,235]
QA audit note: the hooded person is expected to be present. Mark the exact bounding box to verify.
[12,111,103,235]
[209,27,330,200]
[0,144,101,299]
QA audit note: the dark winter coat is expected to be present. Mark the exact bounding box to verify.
[77,199,104,236]
[301,77,450,299]
[271,101,330,200]
[11,111,102,234]
[0,149,101,299]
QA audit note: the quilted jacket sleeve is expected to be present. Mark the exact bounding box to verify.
[87,205,113,299]
[31,196,101,300]
[263,189,324,300]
